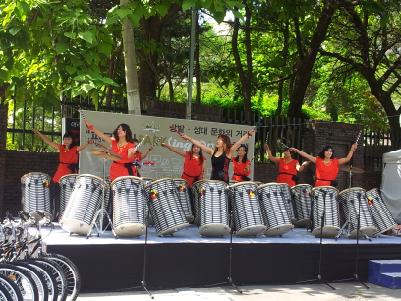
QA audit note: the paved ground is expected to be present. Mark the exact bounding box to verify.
[77,283,400,300]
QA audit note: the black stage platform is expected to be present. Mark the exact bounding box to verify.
[43,225,401,292]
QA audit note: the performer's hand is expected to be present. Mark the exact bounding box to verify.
[32,129,40,136]
[84,119,94,131]
[289,147,298,153]
[263,143,269,152]
[351,143,357,152]
[179,133,191,141]
[247,128,256,137]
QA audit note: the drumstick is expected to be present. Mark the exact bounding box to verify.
[134,135,147,152]
[355,130,362,144]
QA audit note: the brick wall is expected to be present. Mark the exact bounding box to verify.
[0,150,58,215]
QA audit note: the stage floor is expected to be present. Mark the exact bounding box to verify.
[42,225,401,292]
[43,224,401,246]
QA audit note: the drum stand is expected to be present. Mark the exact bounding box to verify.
[206,209,242,294]
[297,190,336,290]
[87,158,115,238]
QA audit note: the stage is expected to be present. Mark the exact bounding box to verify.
[43,225,401,292]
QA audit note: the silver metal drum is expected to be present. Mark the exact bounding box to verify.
[338,187,377,238]
[111,176,145,237]
[21,172,51,219]
[198,180,230,237]
[173,179,194,223]
[192,180,207,226]
[366,188,397,234]
[145,178,190,236]
[228,181,266,237]
[291,184,313,227]
[60,174,106,235]
[277,183,296,223]
[59,174,79,217]
[257,183,294,236]
[311,186,340,238]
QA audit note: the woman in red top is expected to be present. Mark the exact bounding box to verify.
[264,144,304,187]
[232,144,251,182]
[33,129,89,219]
[84,119,137,181]
[161,142,205,187]
[290,144,357,187]
[32,129,89,183]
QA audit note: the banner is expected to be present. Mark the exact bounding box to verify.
[80,110,255,181]
[62,117,80,146]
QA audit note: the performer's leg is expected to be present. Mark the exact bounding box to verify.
[50,181,60,221]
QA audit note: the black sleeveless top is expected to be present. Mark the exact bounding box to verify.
[211,151,230,183]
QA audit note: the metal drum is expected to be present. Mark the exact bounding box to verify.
[111,176,145,237]
[192,180,207,226]
[257,183,294,236]
[59,174,79,217]
[198,180,230,237]
[145,178,190,236]
[60,174,107,235]
[366,188,397,234]
[173,179,194,223]
[338,187,377,238]
[228,182,266,237]
[21,172,52,220]
[311,186,340,238]
[291,184,313,227]
[277,183,296,223]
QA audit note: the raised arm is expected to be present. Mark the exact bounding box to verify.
[179,133,214,156]
[290,148,316,163]
[263,144,280,163]
[77,141,91,152]
[141,145,154,160]
[161,143,185,157]
[297,160,310,172]
[84,119,113,145]
[32,129,59,150]
[229,128,256,155]
[338,143,358,165]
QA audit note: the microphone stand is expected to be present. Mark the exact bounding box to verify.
[141,200,154,299]
[297,190,335,290]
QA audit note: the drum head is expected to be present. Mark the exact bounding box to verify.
[111,175,143,186]
[59,174,79,182]
[114,223,145,237]
[236,225,266,237]
[312,225,340,238]
[199,223,231,237]
[60,218,91,236]
[158,222,190,236]
[228,181,258,189]
[264,224,293,237]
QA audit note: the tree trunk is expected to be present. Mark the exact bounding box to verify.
[288,0,337,118]
[139,5,180,105]
[0,103,7,150]
[194,11,201,104]
[120,0,141,115]
[276,22,289,116]
[232,1,253,123]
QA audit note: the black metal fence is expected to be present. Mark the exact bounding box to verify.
[6,97,392,171]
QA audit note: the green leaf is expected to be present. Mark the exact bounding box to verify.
[78,31,94,44]
[55,42,68,54]
[9,27,21,36]
[182,0,195,11]
[65,65,76,75]
[64,32,77,39]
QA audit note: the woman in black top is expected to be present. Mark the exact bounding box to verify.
[179,129,255,183]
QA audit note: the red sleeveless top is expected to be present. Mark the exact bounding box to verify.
[53,145,79,183]
[276,158,299,187]
[315,157,339,187]
[182,151,203,186]
[109,140,136,181]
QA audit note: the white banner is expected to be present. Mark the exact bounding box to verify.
[79,110,255,181]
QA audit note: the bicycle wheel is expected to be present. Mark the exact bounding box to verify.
[13,262,49,301]
[33,258,67,301]
[25,260,59,301]
[0,263,39,301]
[40,254,80,301]
[0,281,13,301]
[0,274,23,301]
